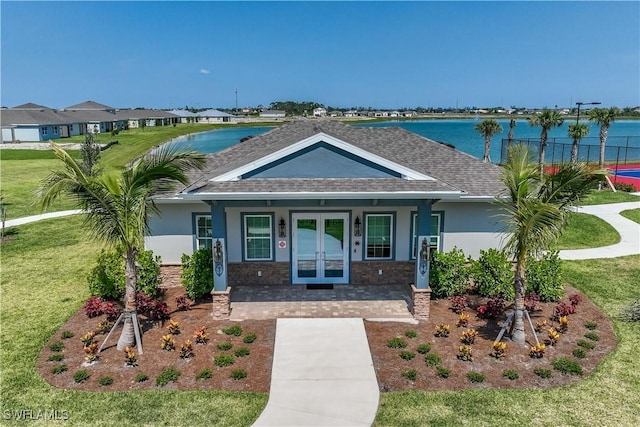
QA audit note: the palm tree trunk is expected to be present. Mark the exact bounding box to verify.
[599,125,609,169]
[539,130,548,176]
[571,138,579,163]
[511,262,527,344]
[483,136,491,162]
[117,247,138,351]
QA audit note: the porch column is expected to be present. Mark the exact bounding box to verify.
[412,200,432,320]
[210,203,230,319]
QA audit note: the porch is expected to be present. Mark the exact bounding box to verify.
[227,284,415,320]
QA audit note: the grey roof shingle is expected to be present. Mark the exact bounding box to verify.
[176,120,505,199]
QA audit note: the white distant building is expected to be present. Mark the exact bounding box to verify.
[313,107,327,117]
[260,110,286,118]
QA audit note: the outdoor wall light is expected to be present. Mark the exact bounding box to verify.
[354,216,362,237]
[279,218,286,238]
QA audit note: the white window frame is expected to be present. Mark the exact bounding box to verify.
[411,212,442,259]
[243,214,274,261]
[364,213,394,260]
[195,215,212,250]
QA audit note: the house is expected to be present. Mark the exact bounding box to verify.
[1,103,70,142]
[145,120,507,318]
[168,109,200,124]
[195,109,237,123]
[313,107,327,117]
[118,109,176,129]
[62,101,124,134]
[259,110,286,118]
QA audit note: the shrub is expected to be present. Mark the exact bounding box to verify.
[456,312,470,328]
[491,341,507,359]
[222,325,243,336]
[584,321,597,330]
[214,354,235,367]
[503,369,519,380]
[401,369,417,381]
[88,249,162,299]
[243,333,257,344]
[179,340,194,359]
[552,357,583,375]
[434,324,450,338]
[569,294,582,307]
[476,297,506,319]
[573,348,587,359]
[554,302,575,320]
[577,339,596,350]
[585,332,600,342]
[94,375,113,387]
[619,300,640,322]
[425,353,441,366]
[529,343,546,358]
[83,296,104,318]
[524,292,540,312]
[101,301,121,322]
[49,341,64,352]
[176,295,193,311]
[546,328,560,346]
[457,345,473,361]
[181,249,214,300]
[161,335,175,351]
[235,347,251,357]
[416,343,431,354]
[124,346,138,367]
[51,364,67,374]
[400,351,415,361]
[61,331,74,339]
[436,366,451,378]
[167,319,181,335]
[534,319,548,333]
[387,337,408,348]
[95,320,114,335]
[73,370,90,383]
[136,250,163,297]
[429,247,470,298]
[148,301,170,321]
[470,248,513,299]
[230,369,247,380]
[467,371,485,383]
[404,329,417,338]
[460,329,478,345]
[196,369,213,380]
[81,331,96,347]
[526,251,563,302]
[558,315,569,333]
[614,182,637,192]
[84,343,99,362]
[156,366,181,386]
[534,367,552,378]
[449,296,468,314]
[47,354,65,362]
[135,373,149,383]
[217,342,233,351]
[193,326,209,344]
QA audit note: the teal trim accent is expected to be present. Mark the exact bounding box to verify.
[241,142,402,179]
[363,211,396,261]
[240,212,275,262]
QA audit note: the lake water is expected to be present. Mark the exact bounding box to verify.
[171,119,640,162]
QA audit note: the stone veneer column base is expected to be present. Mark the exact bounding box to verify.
[411,285,431,320]
[211,288,231,319]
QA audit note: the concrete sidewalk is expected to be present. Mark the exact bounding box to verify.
[559,201,640,260]
[4,210,83,228]
[252,318,379,427]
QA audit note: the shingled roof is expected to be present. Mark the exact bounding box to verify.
[172,120,505,200]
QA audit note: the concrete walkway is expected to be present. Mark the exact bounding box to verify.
[559,201,640,260]
[252,318,379,427]
[4,210,83,228]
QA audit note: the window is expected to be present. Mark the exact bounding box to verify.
[41,127,48,135]
[411,213,442,258]
[195,215,212,249]
[243,214,273,261]
[53,126,59,134]
[365,213,393,259]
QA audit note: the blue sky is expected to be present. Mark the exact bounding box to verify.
[2,1,638,110]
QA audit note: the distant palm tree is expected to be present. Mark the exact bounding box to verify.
[498,144,605,344]
[527,110,564,171]
[568,123,590,163]
[507,118,516,147]
[40,144,206,352]
[588,107,621,168]
[475,119,503,162]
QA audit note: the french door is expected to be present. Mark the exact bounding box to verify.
[292,213,349,284]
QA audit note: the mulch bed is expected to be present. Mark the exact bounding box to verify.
[38,286,615,393]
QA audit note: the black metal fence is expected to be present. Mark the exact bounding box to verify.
[500,136,640,168]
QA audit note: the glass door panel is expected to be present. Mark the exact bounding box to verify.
[323,218,345,278]
[296,218,318,278]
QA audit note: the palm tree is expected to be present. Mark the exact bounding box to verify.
[40,143,206,352]
[498,144,605,344]
[507,118,516,147]
[568,123,590,163]
[475,119,503,162]
[527,110,564,171]
[588,107,620,168]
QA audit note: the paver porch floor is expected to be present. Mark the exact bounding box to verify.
[229,284,414,320]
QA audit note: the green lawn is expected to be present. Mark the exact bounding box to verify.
[0,216,267,426]
[621,208,640,224]
[554,212,619,250]
[375,255,640,426]
[580,190,639,205]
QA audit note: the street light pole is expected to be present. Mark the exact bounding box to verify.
[575,101,601,125]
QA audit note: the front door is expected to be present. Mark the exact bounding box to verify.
[292,213,349,284]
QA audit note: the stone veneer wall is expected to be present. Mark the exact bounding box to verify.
[228,262,290,286]
[160,264,183,288]
[350,261,414,285]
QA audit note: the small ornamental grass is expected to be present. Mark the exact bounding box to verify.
[51,364,67,375]
[467,371,485,383]
[401,369,417,381]
[230,369,247,380]
[387,337,407,349]
[98,376,114,386]
[243,333,257,344]
[552,357,583,376]
[404,329,418,339]
[400,350,415,361]
[196,369,213,380]
[573,348,587,359]
[73,370,90,383]
[61,331,74,339]
[584,321,598,330]
[503,369,519,380]
[135,373,149,383]
[49,341,64,352]
[585,332,600,342]
[534,367,553,378]
[425,353,441,366]
[214,354,235,367]
[436,366,451,378]
[222,325,243,336]
[217,342,233,351]
[416,343,432,354]
[577,339,596,350]
[47,354,65,362]
[234,347,250,358]
[156,366,181,386]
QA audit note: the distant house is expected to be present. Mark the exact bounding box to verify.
[389,111,400,118]
[196,109,237,123]
[344,110,358,117]
[313,107,327,117]
[403,111,416,117]
[62,101,124,134]
[117,109,176,129]
[260,110,286,118]
[168,109,200,124]
[1,104,69,142]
